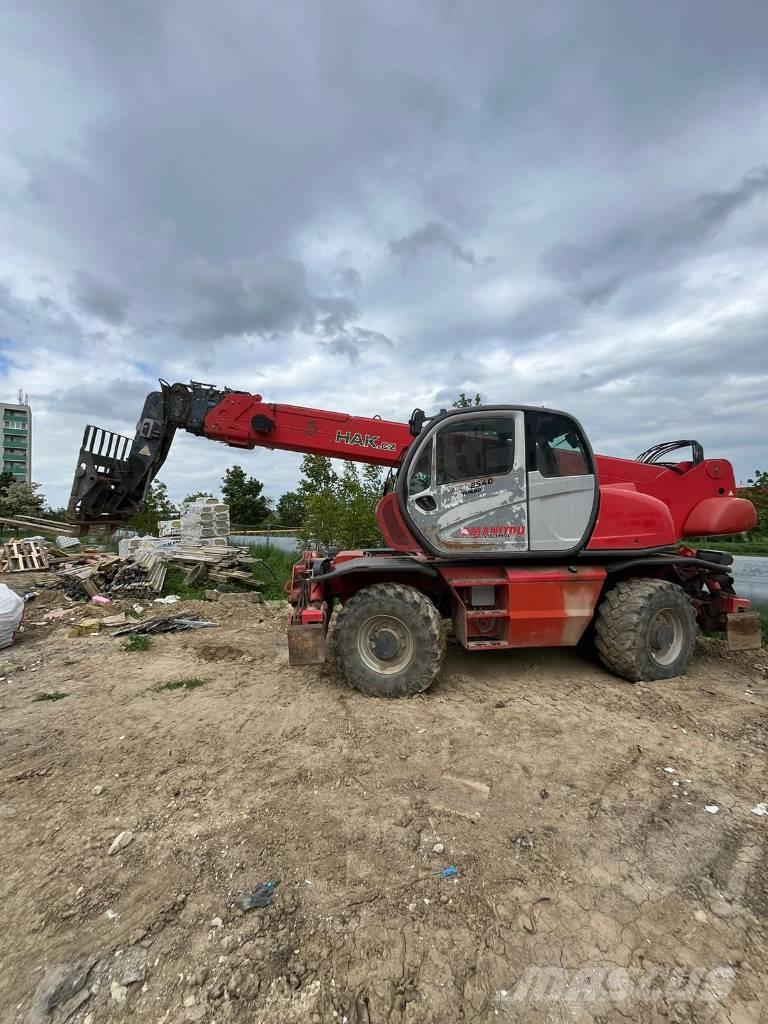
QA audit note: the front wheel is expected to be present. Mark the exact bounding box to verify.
[333,583,445,697]
[595,578,696,682]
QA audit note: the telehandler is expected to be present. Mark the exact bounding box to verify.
[68,381,758,695]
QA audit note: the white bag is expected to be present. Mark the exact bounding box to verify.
[0,584,24,649]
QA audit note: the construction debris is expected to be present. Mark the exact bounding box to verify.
[0,513,78,537]
[113,617,217,636]
[0,498,265,607]
[2,539,50,572]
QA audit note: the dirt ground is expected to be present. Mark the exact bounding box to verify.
[1,589,767,1024]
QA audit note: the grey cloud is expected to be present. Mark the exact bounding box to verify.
[664,166,768,245]
[175,257,315,341]
[543,168,768,309]
[71,270,129,324]
[322,325,393,366]
[41,378,154,422]
[389,221,476,267]
[335,266,362,290]
[3,1,768,503]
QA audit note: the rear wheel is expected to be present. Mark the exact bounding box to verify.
[595,578,696,682]
[334,583,445,697]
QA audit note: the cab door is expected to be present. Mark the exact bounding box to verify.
[404,411,528,556]
[526,411,597,552]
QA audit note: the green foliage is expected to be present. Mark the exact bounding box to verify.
[295,455,383,551]
[452,392,482,408]
[0,481,46,518]
[128,480,178,535]
[33,691,68,702]
[122,634,152,652]
[161,565,209,601]
[0,470,15,495]
[249,543,296,600]
[43,506,69,521]
[739,483,768,535]
[183,490,215,503]
[152,677,207,692]
[297,455,340,550]
[222,465,272,525]
[747,470,768,488]
[275,489,306,527]
[337,462,385,548]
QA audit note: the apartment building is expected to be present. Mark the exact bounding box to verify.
[1,391,31,484]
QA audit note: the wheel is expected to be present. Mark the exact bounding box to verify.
[333,583,445,697]
[595,578,696,682]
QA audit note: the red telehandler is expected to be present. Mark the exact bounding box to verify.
[67,380,759,695]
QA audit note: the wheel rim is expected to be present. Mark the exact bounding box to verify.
[357,614,414,675]
[648,608,685,666]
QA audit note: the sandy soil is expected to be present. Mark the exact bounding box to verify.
[1,590,767,1024]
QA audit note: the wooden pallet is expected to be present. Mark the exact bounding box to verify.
[2,539,50,572]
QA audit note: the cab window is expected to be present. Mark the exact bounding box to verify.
[407,439,433,495]
[435,418,515,485]
[528,413,590,477]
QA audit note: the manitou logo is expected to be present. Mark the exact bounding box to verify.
[335,430,397,452]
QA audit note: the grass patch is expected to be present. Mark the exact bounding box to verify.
[33,691,68,702]
[689,536,768,557]
[151,677,208,693]
[161,565,209,601]
[123,634,152,652]
[249,543,296,601]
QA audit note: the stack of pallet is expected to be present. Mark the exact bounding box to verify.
[166,544,263,589]
[0,538,50,573]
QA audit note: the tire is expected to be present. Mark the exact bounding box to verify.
[595,578,696,683]
[333,583,445,697]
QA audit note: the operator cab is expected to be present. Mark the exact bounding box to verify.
[396,406,597,558]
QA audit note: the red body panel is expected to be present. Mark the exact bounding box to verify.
[376,492,421,551]
[438,564,606,649]
[590,455,752,547]
[682,496,757,536]
[588,483,678,549]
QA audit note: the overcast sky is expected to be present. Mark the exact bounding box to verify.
[2,1,767,510]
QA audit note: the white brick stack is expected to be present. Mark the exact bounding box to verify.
[158,518,182,538]
[180,497,231,543]
[118,535,182,559]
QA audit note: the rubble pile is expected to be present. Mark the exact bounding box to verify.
[0,501,269,623]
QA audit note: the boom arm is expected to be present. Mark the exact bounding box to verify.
[68,381,413,523]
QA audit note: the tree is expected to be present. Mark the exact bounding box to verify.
[297,456,340,550]
[744,470,768,535]
[0,481,46,518]
[276,490,306,527]
[337,462,384,549]
[0,471,15,496]
[128,480,178,535]
[296,455,383,551]
[221,465,272,525]
[183,490,215,504]
[453,392,482,408]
